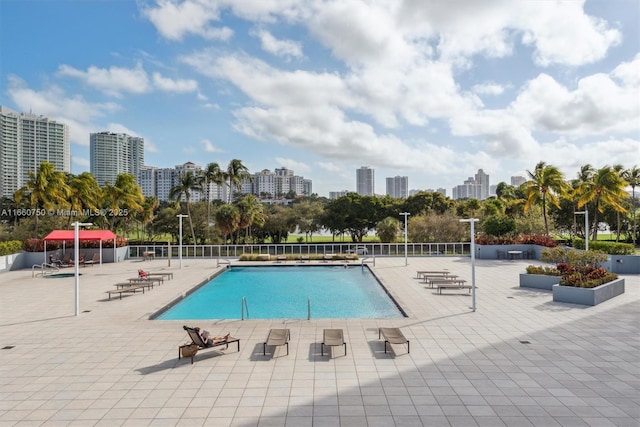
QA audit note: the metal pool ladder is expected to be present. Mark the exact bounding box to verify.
[241,296,250,320]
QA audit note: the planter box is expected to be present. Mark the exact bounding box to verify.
[519,273,560,291]
[552,278,625,306]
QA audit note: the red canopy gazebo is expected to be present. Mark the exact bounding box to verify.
[43,229,118,265]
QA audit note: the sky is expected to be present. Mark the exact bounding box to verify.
[1,0,638,198]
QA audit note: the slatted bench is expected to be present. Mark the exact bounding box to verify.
[435,282,472,294]
[106,284,148,300]
[128,277,163,285]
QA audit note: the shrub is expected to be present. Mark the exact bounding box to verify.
[573,239,634,255]
[525,265,561,276]
[483,215,516,237]
[0,240,23,256]
[475,233,556,247]
[534,248,616,288]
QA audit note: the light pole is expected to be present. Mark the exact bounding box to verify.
[575,210,589,251]
[459,218,479,312]
[177,214,189,268]
[72,221,92,316]
[399,212,410,266]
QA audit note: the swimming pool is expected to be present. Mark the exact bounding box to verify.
[156,266,405,320]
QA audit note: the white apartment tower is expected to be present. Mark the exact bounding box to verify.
[386,176,408,198]
[0,106,70,198]
[475,169,490,200]
[90,132,143,186]
[356,166,374,196]
[511,176,526,187]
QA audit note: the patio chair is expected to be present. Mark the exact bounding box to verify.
[61,252,72,267]
[84,253,100,266]
[263,328,290,356]
[378,327,410,354]
[179,326,240,364]
[70,253,85,266]
[321,329,346,357]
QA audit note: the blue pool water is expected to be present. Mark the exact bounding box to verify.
[156,266,404,320]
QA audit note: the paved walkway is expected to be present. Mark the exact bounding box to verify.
[0,257,638,426]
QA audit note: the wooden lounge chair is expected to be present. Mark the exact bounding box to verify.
[378,327,410,354]
[263,328,290,356]
[179,326,240,364]
[321,329,346,357]
[84,253,100,266]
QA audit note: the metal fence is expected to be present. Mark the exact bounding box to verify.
[129,242,470,259]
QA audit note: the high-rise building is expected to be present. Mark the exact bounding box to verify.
[475,169,490,200]
[452,169,490,200]
[511,176,526,187]
[0,106,70,198]
[356,166,374,196]
[90,132,143,186]
[329,190,350,200]
[386,176,408,198]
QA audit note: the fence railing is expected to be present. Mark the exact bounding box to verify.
[128,242,470,259]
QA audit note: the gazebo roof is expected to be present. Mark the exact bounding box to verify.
[43,230,117,241]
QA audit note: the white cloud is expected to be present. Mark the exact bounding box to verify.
[472,83,506,96]
[252,29,303,58]
[201,139,223,152]
[152,72,198,93]
[274,157,310,173]
[142,0,232,41]
[6,75,120,146]
[57,63,150,97]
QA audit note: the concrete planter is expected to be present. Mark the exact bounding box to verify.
[552,278,625,306]
[519,273,561,291]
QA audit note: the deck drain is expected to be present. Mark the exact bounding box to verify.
[82,310,91,313]
[2,346,15,350]
[519,340,531,344]
[507,296,514,299]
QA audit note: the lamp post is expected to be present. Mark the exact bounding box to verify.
[459,218,479,312]
[575,210,589,251]
[72,221,92,316]
[177,214,189,268]
[399,212,410,266]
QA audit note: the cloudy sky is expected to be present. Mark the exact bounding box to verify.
[1,0,638,197]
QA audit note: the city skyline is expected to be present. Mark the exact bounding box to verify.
[1,1,638,197]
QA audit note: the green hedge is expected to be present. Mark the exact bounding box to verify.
[0,240,23,256]
[573,239,634,255]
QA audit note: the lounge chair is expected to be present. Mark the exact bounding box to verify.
[378,327,410,354]
[84,253,100,266]
[179,326,240,364]
[321,329,346,357]
[70,253,85,266]
[263,328,290,356]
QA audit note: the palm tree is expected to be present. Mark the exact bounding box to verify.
[200,162,226,227]
[523,161,567,236]
[169,171,202,243]
[236,195,265,242]
[14,161,71,238]
[577,165,628,241]
[102,174,144,230]
[66,172,102,227]
[621,165,639,246]
[570,164,595,239]
[215,204,240,243]
[226,159,252,203]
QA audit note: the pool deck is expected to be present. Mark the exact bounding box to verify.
[0,257,638,426]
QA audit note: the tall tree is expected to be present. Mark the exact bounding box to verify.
[215,204,240,243]
[200,162,226,227]
[14,161,71,238]
[577,165,628,242]
[169,171,201,243]
[621,165,639,246]
[236,194,265,242]
[102,174,144,231]
[226,159,252,203]
[66,172,102,227]
[523,161,567,235]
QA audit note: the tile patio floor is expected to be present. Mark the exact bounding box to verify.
[0,257,638,426]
